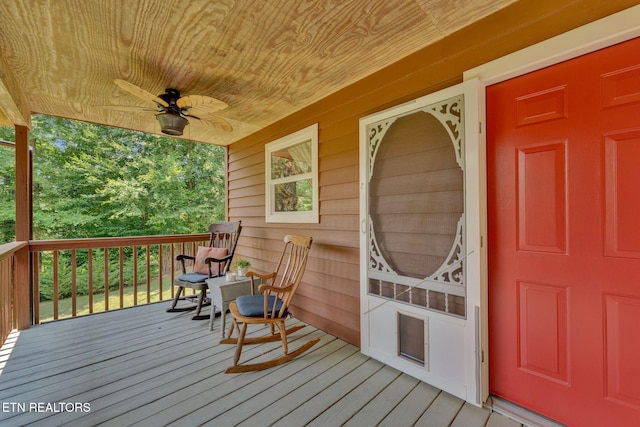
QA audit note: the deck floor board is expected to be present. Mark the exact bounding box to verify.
[343,373,422,426]
[0,302,522,426]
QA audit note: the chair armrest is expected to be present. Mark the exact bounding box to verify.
[175,254,195,275]
[246,271,276,295]
[258,282,295,295]
[246,271,276,280]
[203,253,233,264]
[203,253,233,278]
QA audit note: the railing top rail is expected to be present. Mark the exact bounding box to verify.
[0,241,28,262]
[0,139,15,148]
[29,233,211,252]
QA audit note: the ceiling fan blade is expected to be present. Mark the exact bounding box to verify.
[114,79,169,108]
[100,105,161,113]
[188,114,233,132]
[177,95,228,115]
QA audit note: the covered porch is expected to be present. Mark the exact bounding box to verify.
[0,302,520,426]
[2,2,639,425]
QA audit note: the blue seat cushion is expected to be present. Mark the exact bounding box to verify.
[177,272,210,284]
[236,295,287,317]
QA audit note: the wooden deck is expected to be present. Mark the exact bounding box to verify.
[0,302,522,426]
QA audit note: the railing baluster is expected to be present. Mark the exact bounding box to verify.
[71,249,77,317]
[188,241,196,297]
[88,248,93,314]
[0,256,10,344]
[170,243,175,299]
[104,248,109,311]
[119,246,124,308]
[53,250,59,320]
[146,245,151,304]
[33,251,40,324]
[133,245,138,306]
[158,244,163,301]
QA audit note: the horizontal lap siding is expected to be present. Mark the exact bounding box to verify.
[227,0,635,345]
[228,118,362,344]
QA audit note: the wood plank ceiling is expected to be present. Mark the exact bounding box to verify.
[0,0,515,146]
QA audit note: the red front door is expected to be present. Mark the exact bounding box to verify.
[487,37,640,426]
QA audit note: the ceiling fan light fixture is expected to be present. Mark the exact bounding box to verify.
[156,112,188,135]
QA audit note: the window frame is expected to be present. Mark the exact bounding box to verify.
[265,123,319,223]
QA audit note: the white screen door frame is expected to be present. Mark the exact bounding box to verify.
[359,81,483,405]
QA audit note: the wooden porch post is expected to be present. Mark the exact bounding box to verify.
[14,125,32,329]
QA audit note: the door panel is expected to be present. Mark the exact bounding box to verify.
[517,141,567,253]
[605,130,640,258]
[487,37,640,426]
[517,281,568,384]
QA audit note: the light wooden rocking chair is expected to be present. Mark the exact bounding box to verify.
[221,235,319,373]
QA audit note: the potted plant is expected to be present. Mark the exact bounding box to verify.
[233,258,251,277]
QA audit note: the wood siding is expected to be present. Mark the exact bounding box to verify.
[227,0,637,345]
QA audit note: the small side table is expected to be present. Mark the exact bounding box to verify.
[206,275,253,337]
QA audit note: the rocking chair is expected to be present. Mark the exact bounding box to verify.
[221,235,319,373]
[167,221,242,320]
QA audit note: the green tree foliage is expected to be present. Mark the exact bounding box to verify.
[271,141,313,213]
[30,115,225,239]
[1,115,226,301]
[0,126,16,243]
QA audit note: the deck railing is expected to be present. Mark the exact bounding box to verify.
[28,233,210,323]
[0,241,28,345]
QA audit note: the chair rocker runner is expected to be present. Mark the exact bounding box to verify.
[221,235,319,373]
[167,221,242,320]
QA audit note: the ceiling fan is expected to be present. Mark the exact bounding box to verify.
[113,79,232,136]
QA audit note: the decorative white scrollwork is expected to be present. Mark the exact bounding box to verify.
[368,97,464,177]
[368,218,397,275]
[426,215,465,287]
[367,119,396,181]
[424,95,464,170]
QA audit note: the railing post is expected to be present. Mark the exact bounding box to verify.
[14,245,31,329]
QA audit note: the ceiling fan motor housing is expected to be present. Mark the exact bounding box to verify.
[156,111,188,135]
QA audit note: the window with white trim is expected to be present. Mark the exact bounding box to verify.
[265,123,318,223]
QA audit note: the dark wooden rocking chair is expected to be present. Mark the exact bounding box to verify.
[221,235,319,373]
[167,221,242,320]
